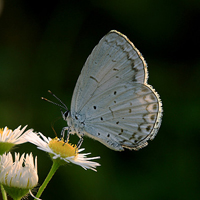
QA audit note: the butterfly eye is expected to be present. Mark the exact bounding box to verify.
[62,111,69,120]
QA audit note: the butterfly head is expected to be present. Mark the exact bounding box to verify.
[61,109,70,121]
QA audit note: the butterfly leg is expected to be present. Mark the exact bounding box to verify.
[77,136,84,149]
[60,127,70,142]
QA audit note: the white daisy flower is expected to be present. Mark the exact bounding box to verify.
[0,125,34,155]
[0,152,38,199]
[25,132,100,171]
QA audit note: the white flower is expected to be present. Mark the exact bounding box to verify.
[0,152,38,189]
[25,132,100,171]
[0,125,34,155]
[0,125,33,144]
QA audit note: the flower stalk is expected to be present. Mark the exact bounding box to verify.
[1,184,7,200]
[36,160,60,198]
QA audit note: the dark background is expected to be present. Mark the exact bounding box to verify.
[0,0,200,199]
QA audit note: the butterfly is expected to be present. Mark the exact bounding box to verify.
[46,30,163,151]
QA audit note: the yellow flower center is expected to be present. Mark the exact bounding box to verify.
[48,138,78,158]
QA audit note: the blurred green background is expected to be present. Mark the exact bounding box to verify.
[0,0,200,199]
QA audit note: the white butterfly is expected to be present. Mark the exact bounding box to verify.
[48,30,163,151]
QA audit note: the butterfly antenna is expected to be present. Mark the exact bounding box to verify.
[41,97,67,110]
[41,90,68,110]
[47,90,68,110]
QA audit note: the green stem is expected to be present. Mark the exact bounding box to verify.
[35,161,60,199]
[1,184,7,200]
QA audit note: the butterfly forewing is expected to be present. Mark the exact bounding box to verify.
[71,30,148,115]
[69,30,162,151]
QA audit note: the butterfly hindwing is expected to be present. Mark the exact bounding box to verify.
[83,83,161,150]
